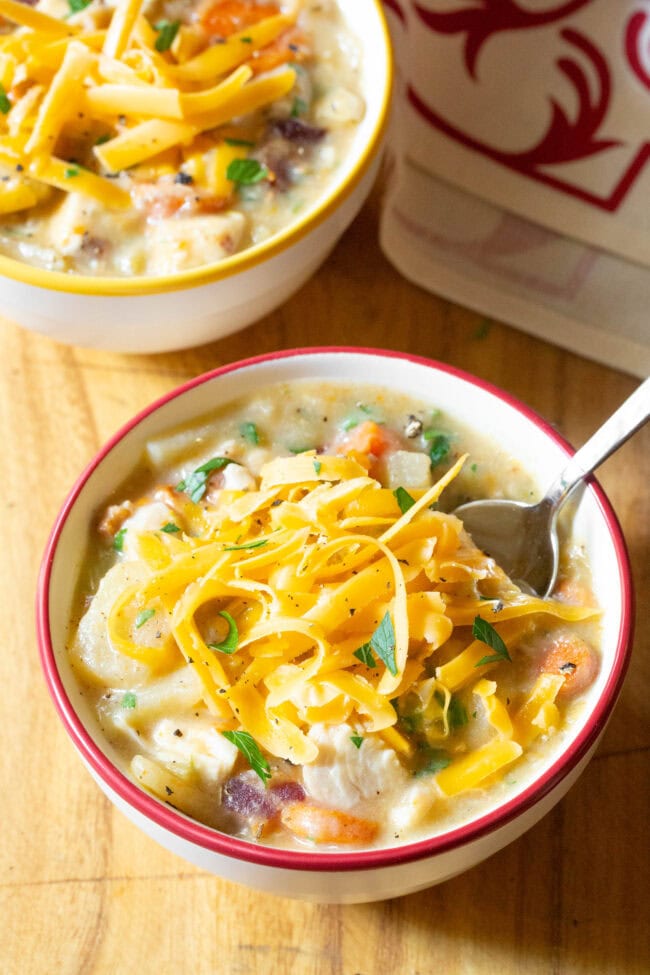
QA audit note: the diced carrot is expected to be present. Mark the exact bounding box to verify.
[552,576,596,607]
[539,635,599,700]
[248,26,311,74]
[200,0,280,37]
[335,420,401,459]
[281,803,378,845]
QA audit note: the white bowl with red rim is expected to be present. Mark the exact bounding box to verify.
[0,1,391,354]
[36,347,633,902]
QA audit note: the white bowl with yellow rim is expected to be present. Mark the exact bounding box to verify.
[0,1,391,353]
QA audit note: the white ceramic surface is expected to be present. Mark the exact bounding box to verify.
[37,348,634,902]
[0,1,391,354]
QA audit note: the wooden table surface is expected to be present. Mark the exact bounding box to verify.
[1,192,648,975]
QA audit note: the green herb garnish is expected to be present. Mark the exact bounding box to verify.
[113,527,127,551]
[135,608,155,628]
[239,421,259,445]
[240,35,253,43]
[64,166,80,179]
[0,84,11,115]
[221,730,271,785]
[447,695,468,730]
[121,691,137,710]
[224,137,255,148]
[313,459,322,476]
[353,642,377,668]
[223,539,268,551]
[290,96,307,117]
[369,612,397,676]
[414,749,451,777]
[350,735,364,749]
[341,417,358,431]
[393,486,415,514]
[208,610,238,654]
[473,616,512,666]
[226,158,269,185]
[160,522,180,534]
[425,432,451,467]
[154,19,180,52]
[95,133,111,146]
[176,456,235,503]
[67,0,91,12]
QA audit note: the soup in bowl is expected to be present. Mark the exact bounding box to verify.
[37,348,633,902]
[0,1,390,350]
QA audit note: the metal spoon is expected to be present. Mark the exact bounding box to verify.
[454,378,650,598]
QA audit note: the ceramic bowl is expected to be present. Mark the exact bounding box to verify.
[37,348,633,902]
[0,2,391,354]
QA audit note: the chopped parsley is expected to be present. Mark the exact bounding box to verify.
[223,539,268,551]
[313,459,322,476]
[425,432,451,468]
[0,84,11,115]
[222,730,271,785]
[473,616,512,666]
[226,158,269,185]
[447,695,468,730]
[64,166,80,179]
[121,691,137,710]
[350,735,364,749]
[414,748,451,777]
[208,611,238,655]
[393,486,415,514]
[291,96,307,117]
[134,608,155,628]
[239,421,259,445]
[95,133,111,146]
[369,612,397,676]
[353,642,377,668]
[154,19,180,53]
[113,527,127,551]
[176,456,236,504]
[67,0,91,12]
[224,137,255,148]
[160,522,180,534]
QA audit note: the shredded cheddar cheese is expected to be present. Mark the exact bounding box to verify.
[99,451,598,789]
[0,0,299,211]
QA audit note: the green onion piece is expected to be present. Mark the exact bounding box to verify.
[154,19,180,52]
[222,730,271,785]
[121,691,137,710]
[224,137,255,147]
[208,611,239,655]
[414,749,451,777]
[226,158,269,185]
[68,0,91,12]
[160,522,180,534]
[426,433,451,467]
[64,166,80,179]
[290,96,307,117]
[135,608,155,628]
[473,616,512,666]
[447,695,468,730]
[95,133,111,146]
[313,459,322,476]
[393,486,415,514]
[350,735,364,749]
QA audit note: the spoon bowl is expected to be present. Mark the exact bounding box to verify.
[455,378,650,597]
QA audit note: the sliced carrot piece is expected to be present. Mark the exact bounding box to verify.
[335,420,401,459]
[200,0,280,37]
[539,635,599,700]
[281,803,378,845]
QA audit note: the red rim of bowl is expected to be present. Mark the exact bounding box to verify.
[36,346,635,873]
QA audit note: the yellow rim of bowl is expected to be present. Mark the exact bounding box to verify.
[0,1,393,297]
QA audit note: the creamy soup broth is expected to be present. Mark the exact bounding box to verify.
[68,382,601,850]
[0,0,364,275]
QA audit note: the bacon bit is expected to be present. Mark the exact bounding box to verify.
[222,773,305,837]
[281,803,379,845]
[97,501,134,540]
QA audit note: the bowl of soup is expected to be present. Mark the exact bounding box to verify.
[0,1,390,352]
[37,348,633,902]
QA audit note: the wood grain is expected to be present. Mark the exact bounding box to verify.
[0,194,647,975]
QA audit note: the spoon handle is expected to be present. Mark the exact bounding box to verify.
[545,376,650,509]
